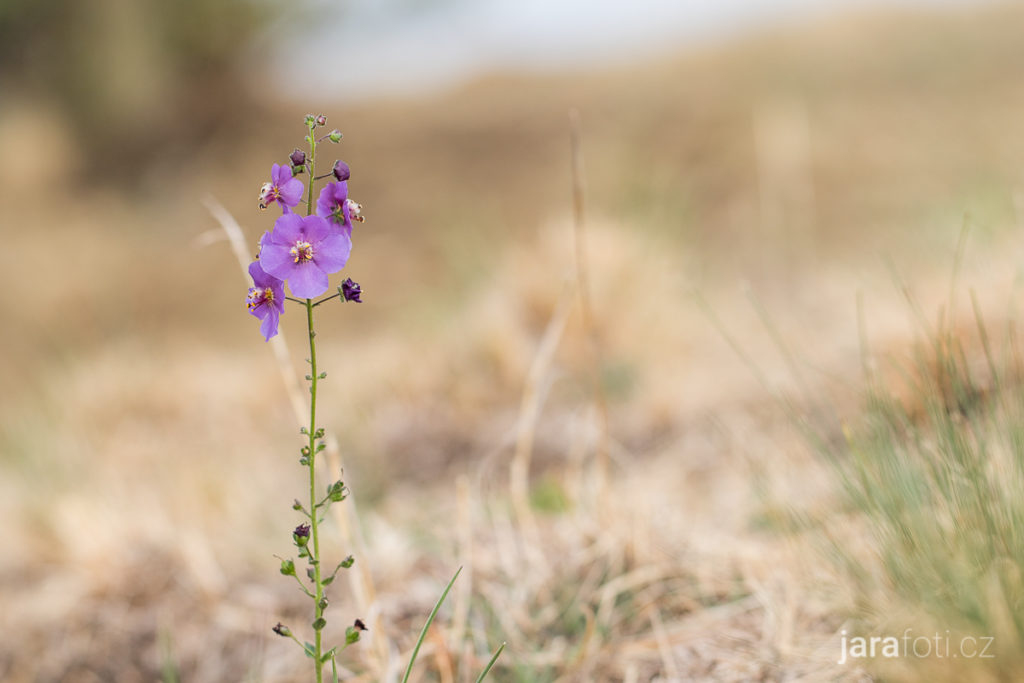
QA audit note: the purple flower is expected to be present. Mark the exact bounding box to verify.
[259,213,352,298]
[259,163,304,213]
[289,148,306,170]
[316,181,353,236]
[246,260,285,341]
[340,278,362,303]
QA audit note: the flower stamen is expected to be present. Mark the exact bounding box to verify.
[290,240,314,264]
[345,199,364,223]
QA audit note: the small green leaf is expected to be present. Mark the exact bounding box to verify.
[474,642,505,683]
[303,642,316,659]
[402,567,462,683]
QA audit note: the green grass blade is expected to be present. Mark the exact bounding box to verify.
[474,641,506,683]
[402,566,462,683]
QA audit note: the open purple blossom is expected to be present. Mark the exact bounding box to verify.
[316,181,353,236]
[259,163,304,212]
[259,213,352,298]
[246,260,285,341]
[340,278,362,303]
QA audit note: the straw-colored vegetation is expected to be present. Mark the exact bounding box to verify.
[4,3,1024,681]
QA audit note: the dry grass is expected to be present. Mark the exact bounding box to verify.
[5,3,1024,681]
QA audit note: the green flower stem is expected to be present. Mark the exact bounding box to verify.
[312,292,342,307]
[305,120,324,683]
[306,297,325,683]
[306,121,317,216]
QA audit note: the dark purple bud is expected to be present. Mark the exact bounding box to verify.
[293,522,311,547]
[340,278,362,303]
[353,618,368,631]
[315,114,327,126]
[289,148,306,169]
[332,159,351,182]
[272,622,292,637]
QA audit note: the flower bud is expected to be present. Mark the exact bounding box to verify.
[345,626,361,645]
[313,617,327,631]
[289,148,306,169]
[316,114,327,126]
[341,555,355,568]
[339,278,362,303]
[329,129,343,143]
[332,159,351,182]
[328,480,348,501]
[293,522,311,547]
[280,558,296,576]
[273,622,292,638]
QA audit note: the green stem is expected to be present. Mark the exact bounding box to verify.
[306,298,324,683]
[305,120,324,683]
[306,123,317,216]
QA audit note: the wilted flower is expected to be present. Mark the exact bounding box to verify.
[260,213,352,298]
[289,148,306,170]
[340,278,361,303]
[293,522,311,547]
[259,163,304,212]
[246,260,285,341]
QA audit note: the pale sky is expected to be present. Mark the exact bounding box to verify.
[278,0,992,100]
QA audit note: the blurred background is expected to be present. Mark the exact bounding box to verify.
[4,0,1024,680]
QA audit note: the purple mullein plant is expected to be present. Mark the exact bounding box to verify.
[246,114,366,682]
[243,116,501,683]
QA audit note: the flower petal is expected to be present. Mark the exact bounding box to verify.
[271,163,290,187]
[287,263,329,298]
[315,232,352,274]
[259,306,280,341]
[272,212,305,243]
[257,243,294,281]
[301,215,332,242]
[280,177,304,208]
